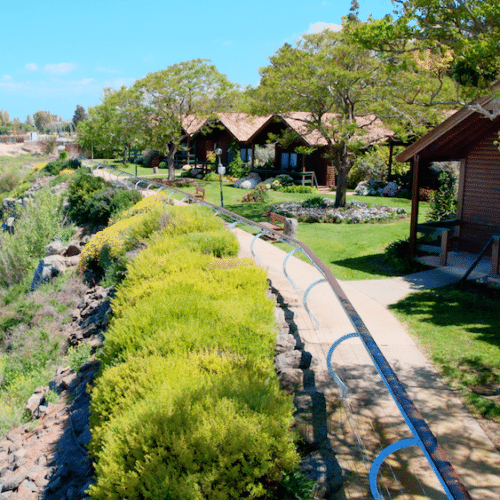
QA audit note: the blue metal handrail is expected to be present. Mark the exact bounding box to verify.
[88,162,472,500]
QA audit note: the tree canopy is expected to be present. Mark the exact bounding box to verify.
[349,0,500,103]
[132,58,237,179]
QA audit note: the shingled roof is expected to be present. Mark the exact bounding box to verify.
[182,113,274,142]
[280,112,395,147]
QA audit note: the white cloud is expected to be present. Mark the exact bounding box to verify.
[307,22,342,34]
[44,63,77,75]
[143,54,153,62]
[2,75,12,81]
[25,63,38,71]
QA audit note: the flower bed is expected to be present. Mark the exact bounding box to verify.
[271,199,408,224]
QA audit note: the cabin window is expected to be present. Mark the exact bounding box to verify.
[240,148,252,162]
[281,152,298,169]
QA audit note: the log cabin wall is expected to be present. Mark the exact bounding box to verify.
[460,128,500,253]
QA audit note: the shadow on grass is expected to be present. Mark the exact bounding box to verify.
[329,253,400,278]
[389,282,500,348]
[389,282,500,418]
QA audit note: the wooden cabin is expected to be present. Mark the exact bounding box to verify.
[396,95,500,267]
[185,112,393,189]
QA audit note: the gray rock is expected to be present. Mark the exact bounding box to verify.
[2,468,28,491]
[45,241,66,256]
[275,350,312,371]
[31,255,67,291]
[284,217,298,238]
[76,427,91,447]
[25,392,45,416]
[278,369,303,393]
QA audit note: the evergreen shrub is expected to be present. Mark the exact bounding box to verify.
[66,169,107,223]
[89,352,298,500]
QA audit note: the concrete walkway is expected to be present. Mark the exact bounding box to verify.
[233,228,500,500]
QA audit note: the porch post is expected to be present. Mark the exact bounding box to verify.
[492,236,500,275]
[409,155,420,258]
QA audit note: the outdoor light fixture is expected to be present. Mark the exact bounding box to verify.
[215,148,225,208]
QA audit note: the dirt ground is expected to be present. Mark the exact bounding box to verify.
[0,142,45,157]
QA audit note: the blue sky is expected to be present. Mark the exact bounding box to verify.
[1,0,394,122]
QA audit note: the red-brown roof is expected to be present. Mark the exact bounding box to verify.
[280,112,395,147]
[396,95,500,163]
[183,113,274,142]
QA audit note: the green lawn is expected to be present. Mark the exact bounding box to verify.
[91,165,428,280]
[390,282,500,421]
[193,181,427,281]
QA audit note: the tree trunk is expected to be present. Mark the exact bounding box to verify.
[334,166,349,208]
[167,144,177,181]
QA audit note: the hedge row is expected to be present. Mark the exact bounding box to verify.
[85,199,301,499]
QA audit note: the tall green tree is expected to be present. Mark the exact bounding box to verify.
[133,58,236,180]
[257,27,389,207]
[350,0,500,112]
[72,105,89,129]
[77,88,144,160]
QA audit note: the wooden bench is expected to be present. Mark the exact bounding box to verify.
[260,212,286,239]
[193,184,205,201]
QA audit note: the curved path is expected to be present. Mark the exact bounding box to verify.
[233,227,500,500]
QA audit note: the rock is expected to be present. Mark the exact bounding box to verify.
[65,242,81,257]
[284,217,298,238]
[275,350,312,372]
[45,241,66,256]
[2,198,16,211]
[1,217,15,234]
[278,369,304,393]
[275,332,296,354]
[2,468,28,491]
[64,256,80,267]
[31,255,67,291]
[25,392,46,416]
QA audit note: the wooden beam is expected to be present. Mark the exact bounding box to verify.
[409,155,420,258]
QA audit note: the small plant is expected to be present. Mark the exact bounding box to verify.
[427,170,458,222]
[203,172,218,182]
[59,150,69,161]
[384,238,425,275]
[67,342,93,372]
[240,185,269,203]
[302,196,327,209]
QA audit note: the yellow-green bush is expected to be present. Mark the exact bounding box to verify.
[87,199,302,499]
[89,352,298,500]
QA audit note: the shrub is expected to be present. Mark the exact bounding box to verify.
[66,169,108,223]
[302,196,327,209]
[240,185,269,203]
[427,170,458,222]
[89,352,298,500]
[203,172,218,182]
[0,189,74,287]
[0,170,23,193]
[59,150,69,161]
[384,238,425,275]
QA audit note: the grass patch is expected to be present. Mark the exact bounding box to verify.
[390,282,500,420]
[193,181,428,280]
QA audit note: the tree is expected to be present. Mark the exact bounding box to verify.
[72,105,89,128]
[33,111,52,132]
[257,27,391,207]
[350,0,500,115]
[25,115,34,127]
[0,111,10,126]
[133,59,236,180]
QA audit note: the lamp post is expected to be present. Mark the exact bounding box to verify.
[215,148,225,208]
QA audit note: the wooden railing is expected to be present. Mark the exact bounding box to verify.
[460,235,500,282]
[416,219,461,266]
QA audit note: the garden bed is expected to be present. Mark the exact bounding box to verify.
[271,199,408,224]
